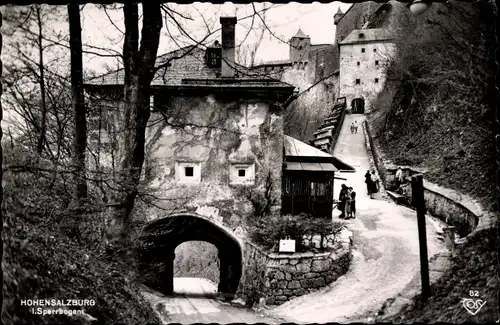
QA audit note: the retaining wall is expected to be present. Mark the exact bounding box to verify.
[364,120,496,238]
[237,234,352,306]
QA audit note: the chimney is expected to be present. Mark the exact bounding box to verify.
[220,17,237,78]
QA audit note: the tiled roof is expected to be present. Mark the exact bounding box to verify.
[292,28,309,39]
[339,28,393,45]
[85,46,292,89]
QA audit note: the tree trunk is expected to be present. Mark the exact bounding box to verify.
[104,2,162,246]
[68,3,88,203]
[35,5,47,156]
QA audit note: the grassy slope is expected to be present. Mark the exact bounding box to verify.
[2,164,160,324]
[369,2,496,208]
[387,227,498,323]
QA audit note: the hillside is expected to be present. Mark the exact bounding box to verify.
[2,147,160,324]
[368,1,498,322]
[369,1,496,208]
[382,227,498,323]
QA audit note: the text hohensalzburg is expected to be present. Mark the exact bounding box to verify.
[21,299,95,307]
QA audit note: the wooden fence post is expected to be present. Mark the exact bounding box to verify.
[411,174,431,302]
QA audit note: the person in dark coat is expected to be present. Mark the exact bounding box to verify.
[365,170,372,195]
[338,184,348,219]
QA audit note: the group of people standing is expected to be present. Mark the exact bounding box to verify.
[365,169,380,196]
[350,121,358,134]
[338,184,356,219]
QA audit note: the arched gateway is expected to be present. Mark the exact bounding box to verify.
[138,213,243,298]
[351,97,365,114]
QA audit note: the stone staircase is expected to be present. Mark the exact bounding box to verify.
[310,98,347,153]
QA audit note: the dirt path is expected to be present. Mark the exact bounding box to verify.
[265,114,447,323]
[141,278,285,324]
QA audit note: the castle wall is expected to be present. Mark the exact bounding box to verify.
[142,95,284,223]
[339,41,395,113]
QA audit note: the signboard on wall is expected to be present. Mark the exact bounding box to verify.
[279,239,296,253]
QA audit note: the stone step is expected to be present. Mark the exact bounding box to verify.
[319,122,336,130]
[313,137,332,147]
[314,125,335,134]
[324,116,339,124]
[314,129,333,139]
[314,134,333,142]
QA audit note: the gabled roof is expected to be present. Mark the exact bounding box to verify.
[292,28,309,39]
[284,135,333,158]
[335,7,344,15]
[339,28,393,45]
[84,44,295,91]
[284,135,338,172]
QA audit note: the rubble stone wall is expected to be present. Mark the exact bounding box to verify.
[237,239,352,306]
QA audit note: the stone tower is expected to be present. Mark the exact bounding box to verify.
[289,28,311,66]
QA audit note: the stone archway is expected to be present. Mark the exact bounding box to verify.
[138,213,243,299]
[351,98,365,114]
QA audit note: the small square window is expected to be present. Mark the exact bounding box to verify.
[356,79,361,85]
[357,62,360,66]
[361,48,365,53]
[230,163,255,185]
[358,33,364,38]
[375,78,379,83]
[184,167,194,177]
[175,162,201,184]
[375,60,379,66]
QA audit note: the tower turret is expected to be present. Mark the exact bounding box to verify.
[334,7,344,25]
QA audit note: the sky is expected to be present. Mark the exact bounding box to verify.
[80,2,352,72]
[0,2,351,131]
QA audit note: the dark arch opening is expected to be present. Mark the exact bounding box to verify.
[138,214,243,299]
[351,98,365,114]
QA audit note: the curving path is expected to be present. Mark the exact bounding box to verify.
[266,114,447,323]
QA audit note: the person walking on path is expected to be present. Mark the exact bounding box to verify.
[365,170,373,195]
[354,121,358,134]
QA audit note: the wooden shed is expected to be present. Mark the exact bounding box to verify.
[282,135,340,218]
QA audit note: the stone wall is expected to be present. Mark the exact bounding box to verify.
[237,233,352,306]
[364,120,496,239]
[339,41,395,113]
[142,95,283,224]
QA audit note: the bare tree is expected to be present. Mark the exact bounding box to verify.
[68,3,88,203]
[102,3,163,247]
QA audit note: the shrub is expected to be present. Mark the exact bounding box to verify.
[248,213,343,252]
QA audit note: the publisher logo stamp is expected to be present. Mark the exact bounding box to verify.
[463,290,486,316]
